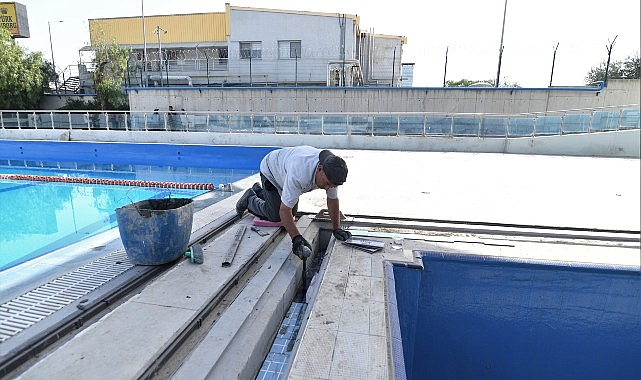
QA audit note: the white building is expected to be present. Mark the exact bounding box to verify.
[79,4,406,90]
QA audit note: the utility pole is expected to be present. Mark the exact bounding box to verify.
[142,0,147,86]
[443,46,449,87]
[48,20,64,93]
[604,35,617,87]
[495,0,508,87]
[391,47,396,87]
[154,25,167,86]
[549,42,559,87]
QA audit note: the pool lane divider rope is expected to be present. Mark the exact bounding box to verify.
[0,173,216,190]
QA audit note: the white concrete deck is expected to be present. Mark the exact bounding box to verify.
[9,152,640,379]
[291,151,641,379]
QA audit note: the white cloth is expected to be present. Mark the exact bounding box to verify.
[260,146,338,208]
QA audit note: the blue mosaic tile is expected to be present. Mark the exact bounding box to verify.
[258,302,308,379]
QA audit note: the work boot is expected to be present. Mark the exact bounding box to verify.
[235,189,254,214]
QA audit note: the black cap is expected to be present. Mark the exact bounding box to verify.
[319,150,348,185]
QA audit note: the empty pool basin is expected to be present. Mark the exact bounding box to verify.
[390,252,641,380]
[116,198,194,265]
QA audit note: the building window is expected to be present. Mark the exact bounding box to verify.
[278,40,301,59]
[240,41,261,59]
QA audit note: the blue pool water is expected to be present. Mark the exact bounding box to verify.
[0,179,203,271]
[390,252,641,380]
[0,141,275,272]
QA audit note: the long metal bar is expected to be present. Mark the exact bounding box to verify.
[306,212,640,243]
[222,225,246,267]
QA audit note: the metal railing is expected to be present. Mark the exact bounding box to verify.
[1,106,639,138]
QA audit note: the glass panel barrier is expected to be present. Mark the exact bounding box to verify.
[508,117,535,137]
[252,115,275,133]
[348,115,371,135]
[2,109,638,136]
[189,114,208,131]
[480,117,507,137]
[299,116,323,134]
[323,115,348,135]
[209,114,230,132]
[452,116,479,136]
[128,113,146,131]
[620,108,640,130]
[535,115,562,135]
[275,115,298,134]
[69,113,89,129]
[373,115,398,136]
[590,111,619,131]
[562,113,591,134]
[425,116,451,135]
[0,112,21,129]
[19,112,35,129]
[35,112,54,129]
[399,116,425,136]
[108,113,128,130]
[51,113,70,129]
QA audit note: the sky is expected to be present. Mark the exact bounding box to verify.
[13,0,641,88]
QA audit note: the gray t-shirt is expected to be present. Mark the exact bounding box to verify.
[260,146,338,208]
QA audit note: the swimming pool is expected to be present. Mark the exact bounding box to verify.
[389,252,641,379]
[0,141,275,272]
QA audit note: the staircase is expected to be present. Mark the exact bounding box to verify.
[58,76,80,94]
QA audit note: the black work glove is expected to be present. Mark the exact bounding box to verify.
[332,228,352,241]
[292,235,312,260]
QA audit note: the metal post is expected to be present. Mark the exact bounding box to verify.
[495,0,508,87]
[48,20,63,93]
[443,46,449,87]
[549,42,559,87]
[142,0,147,86]
[391,47,396,87]
[604,35,618,87]
[154,25,167,86]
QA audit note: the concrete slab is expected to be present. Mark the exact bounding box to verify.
[15,213,277,379]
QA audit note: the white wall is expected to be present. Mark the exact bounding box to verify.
[128,80,640,114]
[229,9,357,84]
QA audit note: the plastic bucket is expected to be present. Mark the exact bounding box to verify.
[115,198,194,265]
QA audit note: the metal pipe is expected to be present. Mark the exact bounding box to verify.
[495,0,508,87]
[48,20,63,93]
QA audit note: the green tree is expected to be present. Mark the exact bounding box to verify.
[41,60,58,93]
[446,78,520,87]
[585,53,640,84]
[92,35,130,110]
[0,28,47,109]
[446,79,478,87]
[621,53,640,79]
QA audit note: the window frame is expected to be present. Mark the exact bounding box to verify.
[278,40,302,60]
[239,41,262,59]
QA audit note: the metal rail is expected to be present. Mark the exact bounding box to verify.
[308,212,641,244]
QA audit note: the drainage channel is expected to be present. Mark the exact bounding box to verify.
[315,213,641,244]
[141,229,284,379]
[0,211,241,378]
[254,226,332,380]
[0,251,165,377]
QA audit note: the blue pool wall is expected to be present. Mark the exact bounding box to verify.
[389,252,641,380]
[0,140,278,169]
